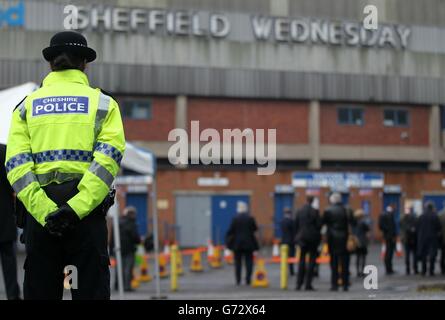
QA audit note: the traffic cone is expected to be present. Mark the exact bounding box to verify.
[159,253,169,278]
[272,239,280,262]
[163,240,170,256]
[137,254,152,282]
[190,250,204,272]
[252,258,269,288]
[380,242,386,260]
[131,268,140,289]
[209,246,223,268]
[110,257,117,268]
[207,240,214,261]
[396,240,403,258]
[224,248,233,264]
[317,243,330,264]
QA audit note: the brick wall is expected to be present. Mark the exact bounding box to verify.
[320,104,430,145]
[120,97,176,141]
[187,98,309,144]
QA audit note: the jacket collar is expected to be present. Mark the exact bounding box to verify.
[42,69,89,87]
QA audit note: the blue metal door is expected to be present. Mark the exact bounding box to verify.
[341,192,350,205]
[126,193,148,237]
[383,193,401,234]
[211,195,250,245]
[422,194,445,212]
[274,193,294,238]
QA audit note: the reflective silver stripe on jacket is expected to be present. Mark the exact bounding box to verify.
[94,93,111,140]
[36,171,84,186]
[89,161,114,187]
[12,172,37,194]
[18,101,27,120]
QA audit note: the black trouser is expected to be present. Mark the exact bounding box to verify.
[234,250,253,285]
[0,241,20,299]
[384,238,395,274]
[122,253,135,291]
[441,243,445,274]
[419,243,438,276]
[404,242,418,274]
[330,253,349,289]
[23,180,110,300]
[297,244,318,289]
[355,248,367,276]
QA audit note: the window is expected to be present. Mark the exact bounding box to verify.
[337,107,364,125]
[121,99,152,120]
[383,109,408,127]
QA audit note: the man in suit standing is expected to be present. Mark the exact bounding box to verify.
[226,202,259,286]
[379,204,398,275]
[417,202,441,276]
[295,196,321,291]
[0,144,21,299]
[323,192,350,291]
[280,207,296,276]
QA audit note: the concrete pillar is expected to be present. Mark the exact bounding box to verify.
[308,100,321,170]
[175,95,188,131]
[429,104,441,171]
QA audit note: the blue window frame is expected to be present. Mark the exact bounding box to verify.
[121,99,152,120]
[383,108,409,127]
[337,107,364,125]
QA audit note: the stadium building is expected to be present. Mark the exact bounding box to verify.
[1,0,445,245]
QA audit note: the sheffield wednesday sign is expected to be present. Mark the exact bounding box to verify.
[64,5,411,50]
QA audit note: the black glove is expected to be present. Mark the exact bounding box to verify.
[45,205,80,237]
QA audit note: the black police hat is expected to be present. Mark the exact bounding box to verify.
[42,31,96,62]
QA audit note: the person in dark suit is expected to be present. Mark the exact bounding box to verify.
[0,144,21,299]
[111,206,140,291]
[226,202,258,285]
[323,192,350,291]
[417,202,441,276]
[295,196,321,291]
[353,209,370,277]
[379,205,397,275]
[280,207,296,276]
[400,206,419,275]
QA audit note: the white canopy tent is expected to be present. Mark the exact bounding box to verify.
[0,82,39,144]
[0,83,161,299]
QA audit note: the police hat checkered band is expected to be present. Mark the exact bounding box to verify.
[95,142,123,165]
[61,42,87,47]
[33,149,93,164]
[6,153,34,173]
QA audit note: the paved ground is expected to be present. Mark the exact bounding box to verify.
[1,245,445,300]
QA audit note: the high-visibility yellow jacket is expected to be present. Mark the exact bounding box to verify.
[5,69,126,226]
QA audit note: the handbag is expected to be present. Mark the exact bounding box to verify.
[347,234,358,252]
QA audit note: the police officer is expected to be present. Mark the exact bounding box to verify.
[5,31,126,300]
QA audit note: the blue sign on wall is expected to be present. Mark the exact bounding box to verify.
[292,172,384,189]
[0,1,24,28]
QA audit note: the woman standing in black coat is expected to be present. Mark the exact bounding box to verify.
[353,209,370,277]
[226,202,259,286]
